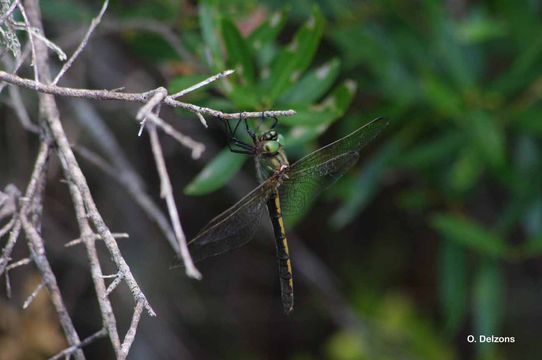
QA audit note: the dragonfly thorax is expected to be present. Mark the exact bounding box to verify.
[255,134,289,183]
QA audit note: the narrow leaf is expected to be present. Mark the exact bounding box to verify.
[184,149,247,195]
[199,1,224,71]
[221,18,255,85]
[473,259,504,356]
[263,6,324,102]
[278,58,341,106]
[283,80,357,148]
[432,214,510,258]
[248,9,288,51]
[439,240,468,335]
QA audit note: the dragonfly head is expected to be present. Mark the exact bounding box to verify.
[259,130,281,156]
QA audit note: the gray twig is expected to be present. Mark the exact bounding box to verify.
[120,300,144,358]
[16,2,39,81]
[0,70,297,119]
[0,143,49,277]
[21,280,44,309]
[144,110,205,159]
[64,232,129,248]
[170,69,234,99]
[21,212,84,360]
[49,328,108,360]
[0,0,19,25]
[5,256,31,270]
[52,0,109,85]
[148,122,202,279]
[104,272,123,297]
[74,145,179,254]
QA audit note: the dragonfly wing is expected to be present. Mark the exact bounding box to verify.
[288,117,388,176]
[280,117,388,218]
[184,180,275,264]
[279,152,360,217]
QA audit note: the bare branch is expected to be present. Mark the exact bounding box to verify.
[136,87,167,136]
[104,272,123,297]
[5,256,30,299]
[148,123,201,279]
[49,328,108,360]
[21,212,84,360]
[145,111,205,159]
[11,21,67,60]
[0,215,16,238]
[0,70,297,119]
[196,112,208,128]
[0,143,49,277]
[120,300,144,358]
[68,188,122,357]
[15,3,39,80]
[5,256,31,270]
[170,69,234,99]
[52,0,109,85]
[74,145,179,253]
[0,42,30,94]
[0,0,19,26]
[22,280,44,309]
[22,2,154,357]
[64,232,129,248]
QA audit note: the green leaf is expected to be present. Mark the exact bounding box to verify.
[398,131,464,169]
[448,147,483,194]
[432,214,510,258]
[421,72,463,117]
[221,18,255,85]
[199,1,224,71]
[280,79,357,127]
[282,80,357,148]
[226,86,261,109]
[278,58,341,106]
[184,149,247,195]
[248,9,288,51]
[473,259,504,357]
[439,240,467,335]
[456,13,506,44]
[465,111,506,169]
[262,6,324,102]
[325,331,365,360]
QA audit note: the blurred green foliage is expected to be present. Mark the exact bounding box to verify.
[90,0,542,358]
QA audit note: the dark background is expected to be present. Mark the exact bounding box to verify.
[1,0,542,359]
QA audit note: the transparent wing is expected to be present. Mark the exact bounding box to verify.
[279,152,359,218]
[182,181,275,264]
[280,117,388,218]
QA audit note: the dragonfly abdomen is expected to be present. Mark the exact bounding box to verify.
[267,190,294,314]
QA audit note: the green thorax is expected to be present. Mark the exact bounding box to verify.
[254,130,289,183]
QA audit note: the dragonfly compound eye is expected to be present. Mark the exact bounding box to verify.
[267,130,278,140]
[263,141,280,154]
[261,130,278,141]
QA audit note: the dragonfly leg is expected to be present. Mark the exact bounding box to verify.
[225,115,242,140]
[228,138,255,154]
[255,111,266,134]
[270,116,278,130]
[242,113,257,144]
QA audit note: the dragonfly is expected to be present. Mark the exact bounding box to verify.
[182,116,388,314]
